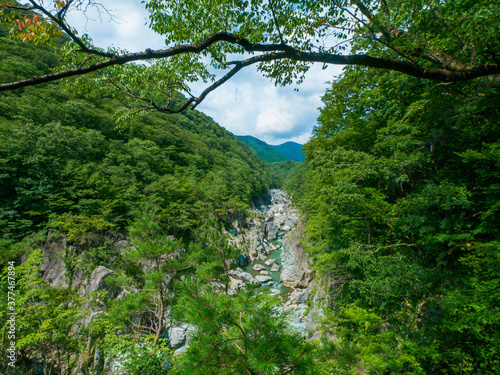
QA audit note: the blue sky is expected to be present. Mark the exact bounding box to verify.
[66,0,344,145]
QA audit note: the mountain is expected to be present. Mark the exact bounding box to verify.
[237,135,290,163]
[271,141,305,162]
[237,135,305,163]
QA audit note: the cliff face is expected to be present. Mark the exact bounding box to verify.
[280,222,312,289]
[230,190,325,339]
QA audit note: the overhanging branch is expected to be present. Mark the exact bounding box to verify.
[0,31,499,94]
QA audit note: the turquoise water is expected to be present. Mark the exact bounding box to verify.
[243,236,293,295]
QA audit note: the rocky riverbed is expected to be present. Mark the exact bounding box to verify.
[32,189,323,366]
[228,189,323,339]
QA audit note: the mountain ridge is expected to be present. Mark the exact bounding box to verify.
[237,135,305,163]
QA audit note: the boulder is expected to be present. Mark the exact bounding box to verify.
[255,275,273,284]
[270,263,280,272]
[260,270,269,275]
[229,278,245,294]
[168,323,196,350]
[265,258,278,267]
[253,264,266,271]
[288,289,308,304]
[228,268,259,285]
[266,223,279,240]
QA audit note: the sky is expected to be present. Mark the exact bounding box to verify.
[66,1,345,145]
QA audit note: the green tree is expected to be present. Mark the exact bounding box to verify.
[170,279,335,375]
[0,0,499,114]
[120,203,184,345]
[0,250,101,374]
[301,65,500,373]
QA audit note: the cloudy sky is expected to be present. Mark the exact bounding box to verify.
[66,1,344,145]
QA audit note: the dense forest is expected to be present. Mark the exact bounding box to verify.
[1,0,500,374]
[286,66,500,373]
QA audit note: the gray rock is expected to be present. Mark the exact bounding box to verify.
[270,263,280,272]
[168,323,196,350]
[253,264,266,271]
[280,221,313,289]
[228,267,259,285]
[266,223,279,240]
[40,236,70,289]
[83,266,115,295]
[265,258,278,267]
[255,275,273,283]
[260,270,269,275]
[288,289,308,304]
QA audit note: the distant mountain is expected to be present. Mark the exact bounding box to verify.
[237,135,290,163]
[237,135,305,163]
[271,142,305,162]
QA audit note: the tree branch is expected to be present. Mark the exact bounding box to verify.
[26,0,114,58]
[0,30,498,96]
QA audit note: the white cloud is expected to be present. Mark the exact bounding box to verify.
[66,0,165,51]
[196,63,342,144]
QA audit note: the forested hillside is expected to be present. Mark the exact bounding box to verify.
[0,23,300,374]
[271,142,305,163]
[0,21,272,250]
[286,66,500,373]
[237,136,305,163]
[237,135,290,163]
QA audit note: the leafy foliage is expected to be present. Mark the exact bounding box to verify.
[295,65,500,373]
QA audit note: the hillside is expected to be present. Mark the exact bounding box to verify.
[0,25,272,246]
[236,135,290,162]
[271,141,305,162]
[237,135,305,163]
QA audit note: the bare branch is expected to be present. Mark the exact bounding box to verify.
[26,0,114,58]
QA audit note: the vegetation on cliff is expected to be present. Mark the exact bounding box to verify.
[287,65,500,374]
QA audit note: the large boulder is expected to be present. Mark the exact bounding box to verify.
[266,222,279,241]
[228,268,260,285]
[280,222,313,289]
[253,264,266,271]
[82,266,115,295]
[265,258,278,267]
[255,275,273,284]
[168,323,196,350]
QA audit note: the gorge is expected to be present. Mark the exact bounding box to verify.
[1,2,499,373]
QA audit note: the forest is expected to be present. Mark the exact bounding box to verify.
[1,0,499,374]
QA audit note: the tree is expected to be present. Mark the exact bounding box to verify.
[170,279,336,375]
[0,250,103,374]
[0,0,499,115]
[294,63,500,373]
[120,203,185,345]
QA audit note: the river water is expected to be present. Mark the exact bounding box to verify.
[242,235,294,295]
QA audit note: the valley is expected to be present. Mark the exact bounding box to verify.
[1,2,499,374]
